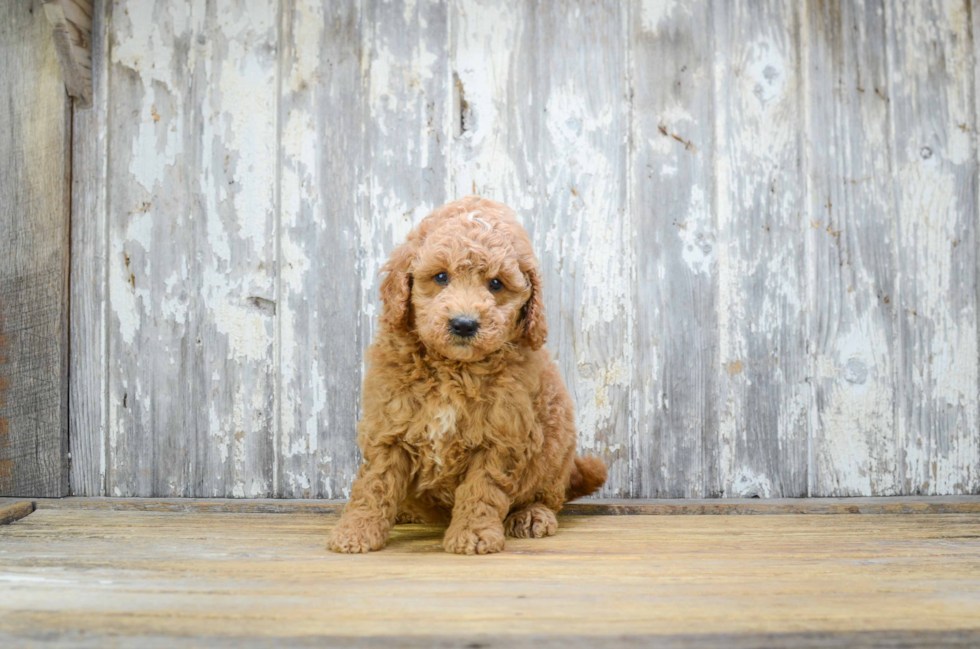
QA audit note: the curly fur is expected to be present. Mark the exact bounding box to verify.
[328,196,606,555]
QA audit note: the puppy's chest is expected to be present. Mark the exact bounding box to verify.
[403,401,478,484]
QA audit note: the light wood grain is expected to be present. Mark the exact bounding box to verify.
[2,629,979,649]
[0,0,71,497]
[68,0,108,496]
[106,0,278,496]
[3,494,977,516]
[1,509,978,643]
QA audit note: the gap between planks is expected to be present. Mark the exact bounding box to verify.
[1,496,977,516]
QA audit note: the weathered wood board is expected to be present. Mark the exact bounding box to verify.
[42,0,94,108]
[67,0,980,498]
[631,0,717,499]
[806,0,901,497]
[710,0,809,498]
[887,0,979,495]
[453,0,633,497]
[278,0,366,499]
[4,494,979,516]
[68,0,107,496]
[0,0,71,497]
[2,509,980,644]
[106,0,279,497]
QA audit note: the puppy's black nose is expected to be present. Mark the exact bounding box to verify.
[449,316,480,338]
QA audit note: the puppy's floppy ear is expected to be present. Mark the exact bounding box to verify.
[521,266,548,350]
[379,240,416,333]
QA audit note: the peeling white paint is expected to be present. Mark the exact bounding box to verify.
[728,466,774,498]
[732,38,798,167]
[212,299,271,362]
[209,401,229,465]
[287,0,323,93]
[640,0,679,34]
[231,384,247,498]
[219,40,276,248]
[897,162,979,494]
[113,0,184,194]
[678,185,714,275]
[543,85,630,332]
[109,242,139,346]
[307,361,325,455]
[575,358,628,453]
[92,0,979,500]
[453,2,530,208]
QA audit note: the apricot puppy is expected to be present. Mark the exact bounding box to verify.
[328,196,606,555]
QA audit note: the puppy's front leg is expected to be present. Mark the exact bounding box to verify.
[443,452,510,555]
[328,446,410,553]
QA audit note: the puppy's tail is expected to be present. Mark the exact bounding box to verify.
[565,455,607,501]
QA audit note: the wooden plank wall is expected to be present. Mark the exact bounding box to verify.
[69,0,980,498]
[0,0,72,497]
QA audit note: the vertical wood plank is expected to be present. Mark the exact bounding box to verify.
[806,0,900,496]
[452,2,535,210]
[359,0,453,464]
[973,0,980,498]
[535,1,632,498]
[279,0,451,497]
[631,0,717,498]
[278,0,365,498]
[107,0,278,497]
[69,0,108,496]
[279,0,344,498]
[709,0,808,497]
[361,0,452,343]
[453,0,632,496]
[888,0,979,494]
[0,0,71,497]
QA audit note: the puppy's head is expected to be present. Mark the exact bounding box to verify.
[379,197,547,361]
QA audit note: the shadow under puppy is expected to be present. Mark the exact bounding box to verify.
[329,196,606,555]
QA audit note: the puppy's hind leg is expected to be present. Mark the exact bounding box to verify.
[504,502,558,539]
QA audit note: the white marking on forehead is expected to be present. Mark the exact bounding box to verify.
[466,211,493,232]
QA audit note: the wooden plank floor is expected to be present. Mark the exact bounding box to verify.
[7,494,980,515]
[1,507,979,647]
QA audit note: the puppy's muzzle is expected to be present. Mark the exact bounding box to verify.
[449,316,480,338]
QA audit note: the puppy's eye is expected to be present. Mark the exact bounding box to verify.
[488,278,504,292]
[433,272,449,286]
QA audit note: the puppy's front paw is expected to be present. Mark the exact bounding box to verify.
[443,522,506,555]
[327,516,388,554]
[504,504,558,539]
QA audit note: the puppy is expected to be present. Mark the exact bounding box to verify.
[328,196,606,555]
